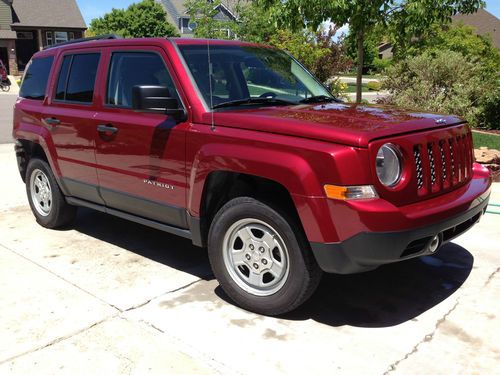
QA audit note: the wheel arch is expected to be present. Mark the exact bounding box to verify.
[188,148,328,247]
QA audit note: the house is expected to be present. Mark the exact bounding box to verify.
[0,0,86,75]
[158,0,241,37]
[451,8,500,49]
[378,8,500,60]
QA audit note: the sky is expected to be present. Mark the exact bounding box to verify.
[77,0,500,26]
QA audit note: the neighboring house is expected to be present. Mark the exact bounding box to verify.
[378,8,500,59]
[451,8,500,49]
[378,42,393,60]
[0,0,86,75]
[159,0,241,37]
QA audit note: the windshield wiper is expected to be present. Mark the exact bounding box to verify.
[299,95,340,104]
[212,97,295,110]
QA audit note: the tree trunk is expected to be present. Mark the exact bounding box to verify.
[356,30,365,104]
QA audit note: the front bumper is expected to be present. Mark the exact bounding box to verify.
[310,177,491,274]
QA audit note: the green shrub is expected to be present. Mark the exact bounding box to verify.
[382,50,499,129]
[367,81,382,91]
[475,84,500,130]
[372,57,392,73]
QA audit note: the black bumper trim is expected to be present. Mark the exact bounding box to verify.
[310,194,490,274]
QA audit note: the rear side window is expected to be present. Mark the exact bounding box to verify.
[55,53,100,103]
[19,56,54,100]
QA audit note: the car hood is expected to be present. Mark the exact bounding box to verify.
[201,102,465,147]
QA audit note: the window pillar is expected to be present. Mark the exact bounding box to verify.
[37,29,43,51]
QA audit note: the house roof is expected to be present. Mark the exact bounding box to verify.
[0,29,16,38]
[160,0,243,29]
[452,8,500,48]
[10,0,86,29]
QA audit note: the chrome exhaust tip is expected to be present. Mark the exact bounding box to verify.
[428,235,441,253]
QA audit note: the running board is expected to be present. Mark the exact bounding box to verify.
[66,197,192,240]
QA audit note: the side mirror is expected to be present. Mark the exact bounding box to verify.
[132,85,186,121]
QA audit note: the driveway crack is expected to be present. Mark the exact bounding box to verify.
[483,267,499,288]
[384,300,460,374]
[0,314,117,365]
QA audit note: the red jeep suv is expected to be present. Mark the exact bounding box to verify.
[13,36,492,315]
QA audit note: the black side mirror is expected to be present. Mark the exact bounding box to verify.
[132,85,186,121]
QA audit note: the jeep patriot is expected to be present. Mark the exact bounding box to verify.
[12,36,492,315]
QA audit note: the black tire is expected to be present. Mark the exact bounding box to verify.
[208,197,322,316]
[26,158,76,228]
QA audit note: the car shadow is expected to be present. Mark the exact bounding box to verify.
[216,243,474,327]
[72,208,473,328]
[73,208,214,281]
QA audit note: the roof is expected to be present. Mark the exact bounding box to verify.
[452,8,500,48]
[11,0,86,29]
[0,29,16,38]
[160,0,243,28]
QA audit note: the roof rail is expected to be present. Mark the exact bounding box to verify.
[43,34,122,51]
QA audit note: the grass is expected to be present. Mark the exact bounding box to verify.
[472,131,500,150]
[346,83,371,93]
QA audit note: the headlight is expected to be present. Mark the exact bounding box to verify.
[376,143,402,187]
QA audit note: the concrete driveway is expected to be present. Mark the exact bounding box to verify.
[0,142,499,374]
[0,94,17,144]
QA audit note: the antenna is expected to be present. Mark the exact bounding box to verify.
[207,39,215,131]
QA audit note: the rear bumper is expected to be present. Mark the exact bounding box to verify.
[310,172,491,274]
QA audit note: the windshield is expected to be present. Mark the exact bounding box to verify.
[178,44,333,109]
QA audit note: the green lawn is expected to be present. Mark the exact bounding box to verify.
[346,83,371,93]
[472,131,500,150]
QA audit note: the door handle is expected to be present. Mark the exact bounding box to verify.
[97,124,118,136]
[43,117,60,126]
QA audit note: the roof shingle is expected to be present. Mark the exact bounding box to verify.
[11,0,86,29]
[452,9,500,49]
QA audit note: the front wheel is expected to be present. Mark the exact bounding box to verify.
[208,197,322,315]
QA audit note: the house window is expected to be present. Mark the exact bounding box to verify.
[46,32,53,46]
[55,32,68,44]
[68,32,75,40]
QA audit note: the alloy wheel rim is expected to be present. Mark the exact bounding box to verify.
[222,218,290,296]
[30,169,52,217]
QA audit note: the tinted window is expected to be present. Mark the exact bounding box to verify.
[55,56,71,100]
[61,54,100,103]
[107,52,179,107]
[19,56,54,100]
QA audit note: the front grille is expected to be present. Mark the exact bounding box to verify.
[413,131,473,196]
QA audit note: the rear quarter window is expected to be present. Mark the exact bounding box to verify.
[19,56,54,100]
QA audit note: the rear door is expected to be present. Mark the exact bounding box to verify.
[93,46,189,228]
[43,49,104,204]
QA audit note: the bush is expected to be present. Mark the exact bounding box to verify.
[382,50,499,129]
[475,84,500,130]
[372,57,392,74]
[367,81,382,91]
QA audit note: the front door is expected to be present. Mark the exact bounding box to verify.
[93,48,189,228]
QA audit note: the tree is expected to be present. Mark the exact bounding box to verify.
[236,2,352,83]
[89,0,179,38]
[185,0,237,39]
[259,0,484,103]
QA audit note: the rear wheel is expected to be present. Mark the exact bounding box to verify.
[26,158,76,228]
[208,197,322,315]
